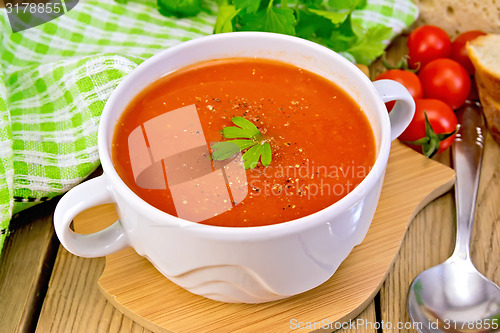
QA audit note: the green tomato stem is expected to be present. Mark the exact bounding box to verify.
[403,111,458,158]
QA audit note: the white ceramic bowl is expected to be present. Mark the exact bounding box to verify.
[54,32,414,303]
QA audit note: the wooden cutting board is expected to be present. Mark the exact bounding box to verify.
[73,140,455,333]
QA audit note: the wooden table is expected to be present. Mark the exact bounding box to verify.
[1,38,500,332]
[1,130,499,333]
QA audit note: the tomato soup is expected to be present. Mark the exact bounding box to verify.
[112,58,376,227]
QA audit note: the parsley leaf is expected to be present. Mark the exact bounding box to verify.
[222,126,255,139]
[211,141,241,160]
[157,0,203,17]
[239,0,296,35]
[328,0,364,11]
[347,25,392,65]
[307,8,350,25]
[260,141,272,166]
[230,116,260,135]
[212,117,272,169]
[233,0,261,13]
[294,8,334,40]
[242,144,264,169]
[231,139,259,150]
[214,5,240,33]
[152,0,397,67]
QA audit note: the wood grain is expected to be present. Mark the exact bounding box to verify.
[375,33,500,333]
[1,5,499,333]
[0,200,60,333]
[35,246,153,333]
[34,202,378,333]
[65,141,454,333]
[472,133,500,285]
[35,245,377,333]
[379,133,500,333]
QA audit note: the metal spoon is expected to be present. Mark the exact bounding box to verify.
[408,101,500,333]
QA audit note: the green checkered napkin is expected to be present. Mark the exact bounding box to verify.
[0,0,418,256]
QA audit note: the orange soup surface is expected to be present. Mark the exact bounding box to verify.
[112,58,376,227]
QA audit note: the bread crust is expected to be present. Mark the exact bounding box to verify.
[466,35,500,145]
[467,35,500,101]
[476,75,500,145]
[466,34,500,144]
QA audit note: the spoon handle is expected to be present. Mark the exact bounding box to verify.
[452,101,486,260]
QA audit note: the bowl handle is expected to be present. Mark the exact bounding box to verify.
[54,175,129,258]
[373,79,415,141]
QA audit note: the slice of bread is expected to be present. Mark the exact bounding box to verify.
[467,35,500,145]
[467,35,500,100]
[412,0,500,38]
[476,76,500,145]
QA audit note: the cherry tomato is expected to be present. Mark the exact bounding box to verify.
[399,99,458,156]
[407,25,452,69]
[451,30,486,75]
[375,69,423,111]
[419,58,471,110]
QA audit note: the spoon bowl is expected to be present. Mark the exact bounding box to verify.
[409,257,500,332]
[408,101,500,333]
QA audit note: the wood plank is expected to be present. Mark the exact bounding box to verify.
[37,245,377,333]
[35,246,153,333]
[379,191,455,332]
[373,33,500,332]
[37,202,377,333]
[379,133,500,332]
[336,302,377,333]
[36,142,449,333]
[471,133,500,286]
[0,200,60,333]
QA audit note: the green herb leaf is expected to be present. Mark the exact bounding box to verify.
[151,0,396,65]
[230,116,260,136]
[239,0,296,35]
[222,127,254,139]
[210,139,258,161]
[261,142,272,166]
[214,5,240,33]
[212,117,272,169]
[157,0,203,17]
[211,141,242,160]
[303,0,361,25]
[233,0,261,13]
[114,0,128,4]
[227,139,258,150]
[221,116,261,138]
[307,8,350,25]
[354,0,367,9]
[346,25,393,65]
[294,8,334,41]
[328,0,364,11]
[325,16,357,49]
[242,144,265,169]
